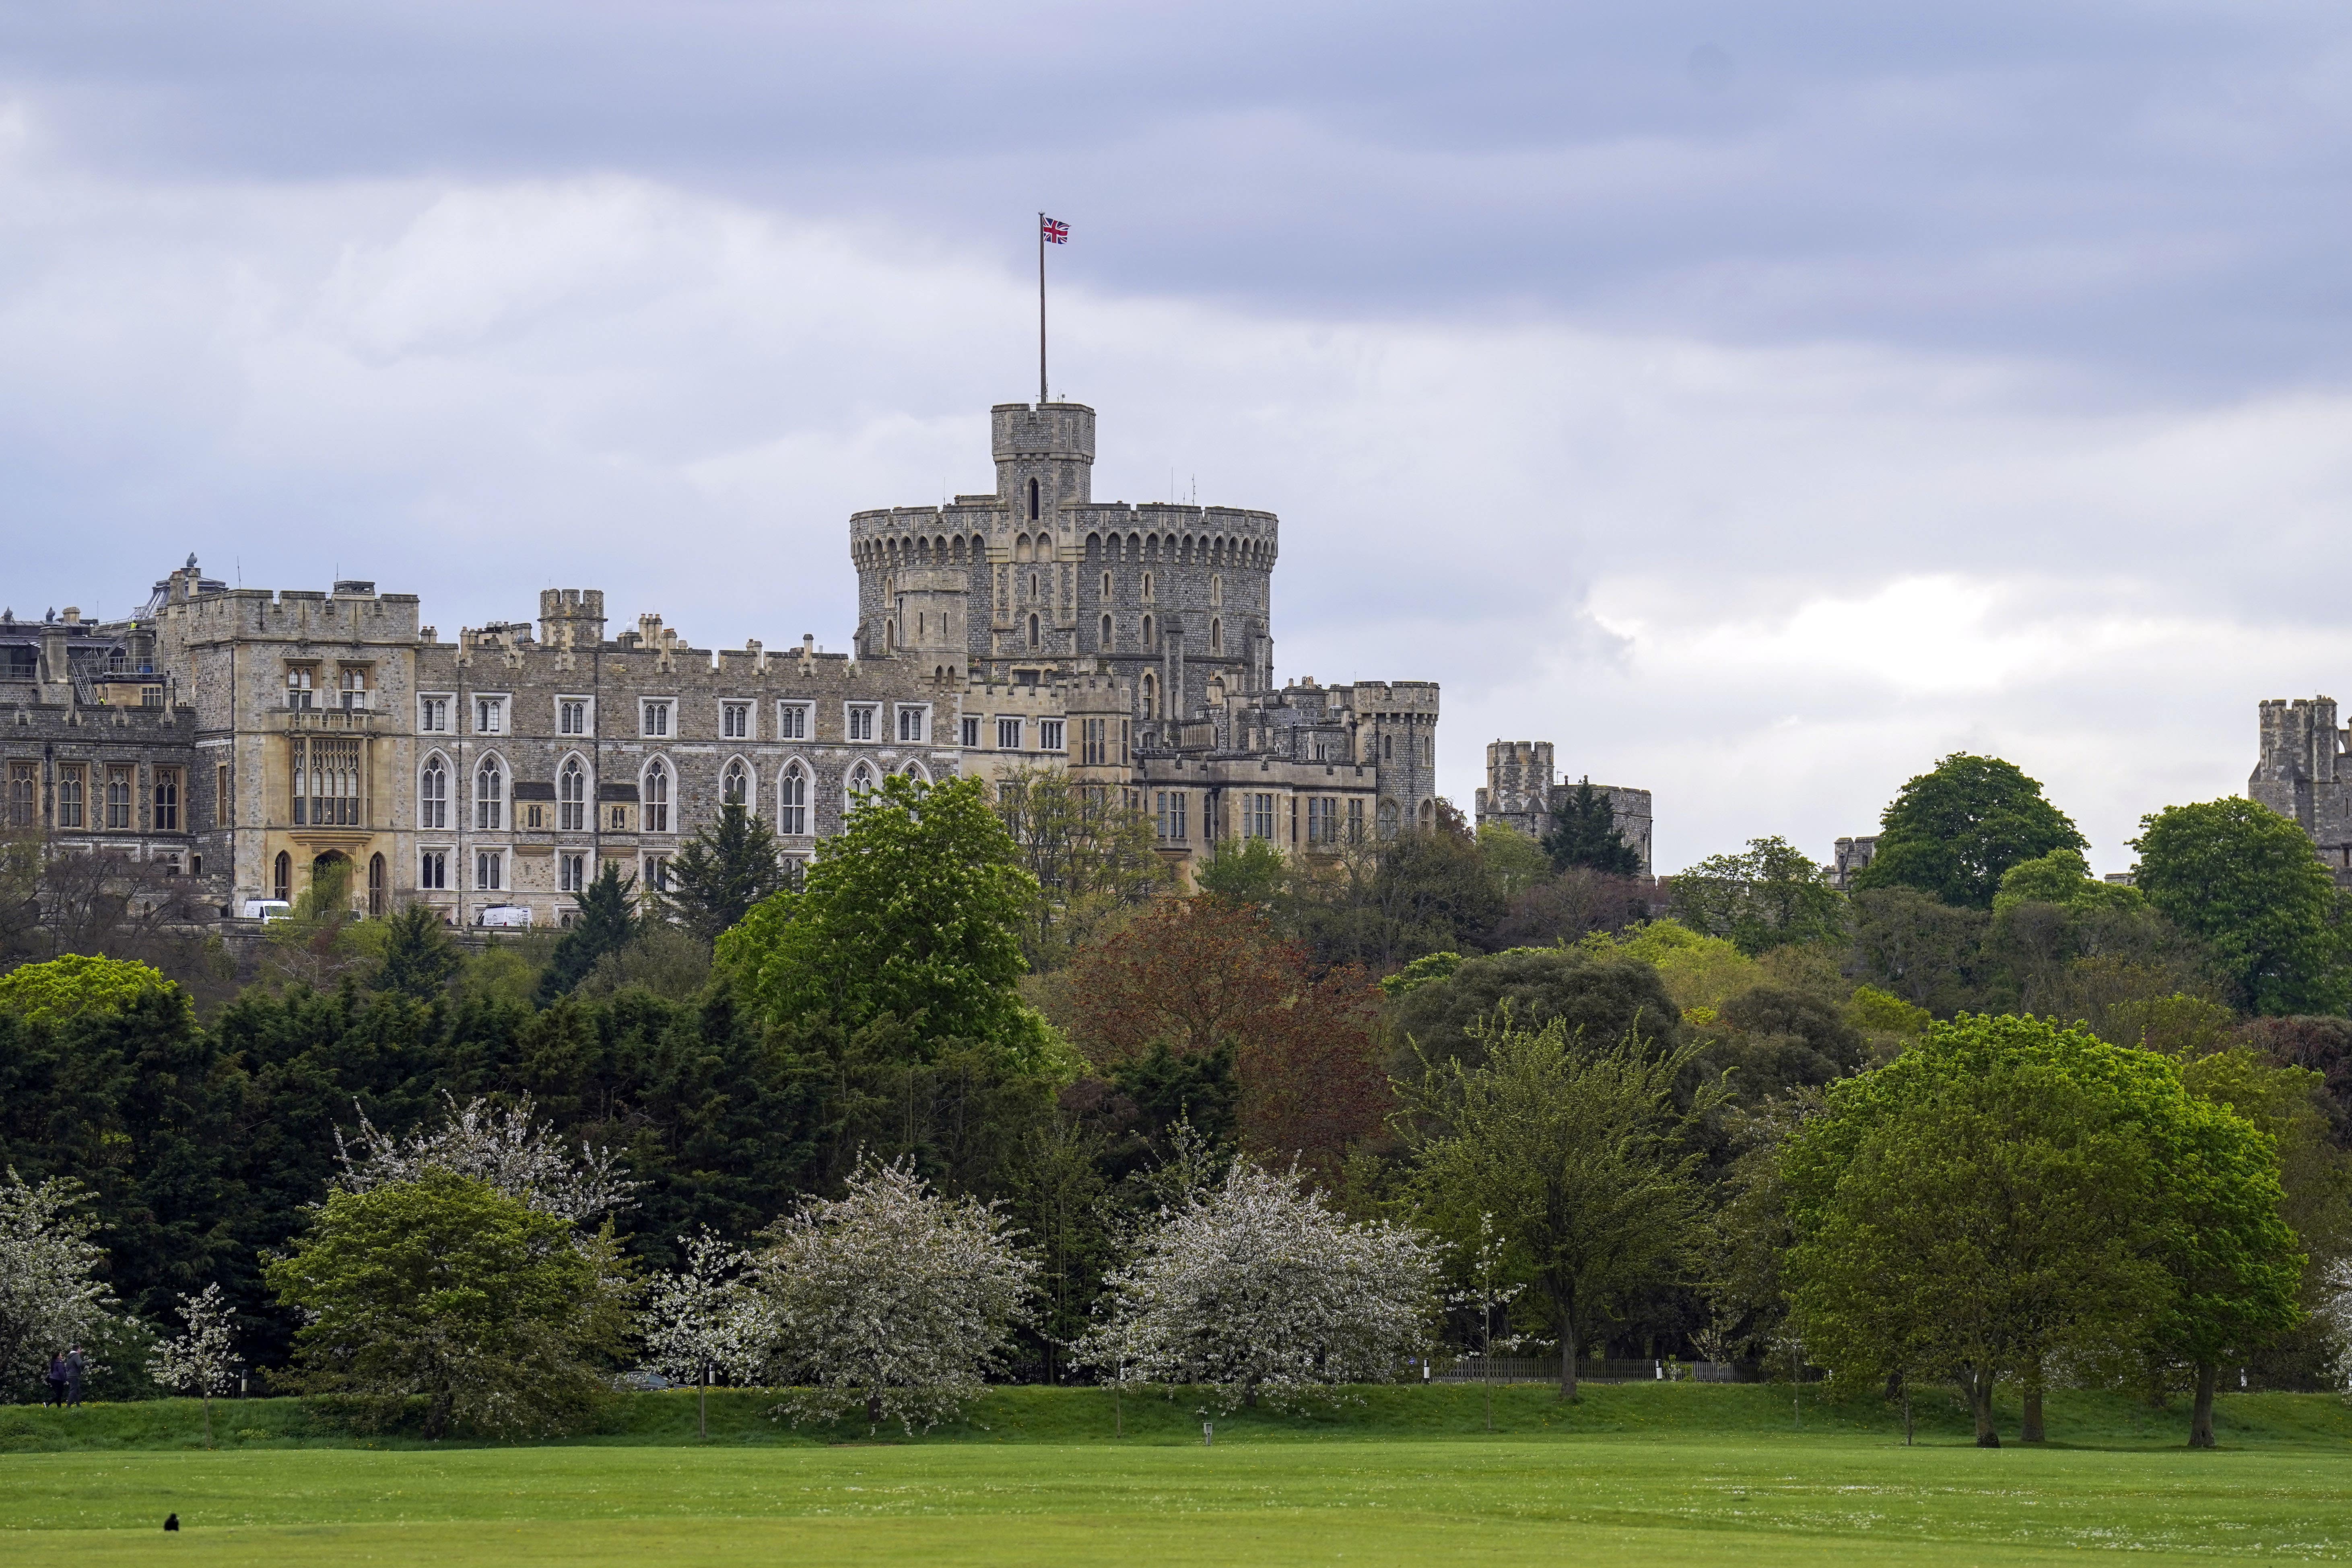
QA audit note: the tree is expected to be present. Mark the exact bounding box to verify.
[639,1229,772,1439]
[1782,1017,2168,1445]
[1449,1211,1541,1433]
[1477,823,1553,898]
[2138,1063,2306,1447]
[336,1093,638,1226]
[719,774,1043,1058]
[1668,837,1846,956]
[1073,1158,1441,1410]
[1846,888,1997,1017]
[990,765,1170,971]
[0,1170,117,1403]
[2132,798,2352,1016]
[148,1282,241,1447]
[266,1170,629,1438]
[1398,1017,1717,1399]
[539,863,639,1003]
[0,953,176,1025]
[369,902,462,1001]
[262,856,367,988]
[1387,944,1685,1078]
[1193,836,1288,910]
[1542,778,1643,876]
[1853,754,2086,909]
[1065,898,1388,1176]
[754,1157,1036,1432]
[660,804,791,946]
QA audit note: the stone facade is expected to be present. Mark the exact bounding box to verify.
[2,603,212,886]
[2250,695,2352,882]
[13,401,1443,926]
[1829,835,1878,891]
[1471,740,1653,876]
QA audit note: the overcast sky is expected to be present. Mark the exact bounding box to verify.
[4,1,2349,872]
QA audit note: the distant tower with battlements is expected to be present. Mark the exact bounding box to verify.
[1474,739,1653,877]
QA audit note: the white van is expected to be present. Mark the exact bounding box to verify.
[241,899,292,921]
[477,904,533,929]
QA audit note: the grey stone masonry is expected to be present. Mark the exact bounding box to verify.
[2251,696,2352,884]
[16,396,1446,917]
[1472,739,1654,877]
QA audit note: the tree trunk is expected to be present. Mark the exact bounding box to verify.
[1966,1367,2000,1448]
[1559,1310,1579,1403]
[202,1392,213,1450]
[2188,1360,2218,1449]
[698,1369,709,1441]
[2021,1362,2045,1444]
[865,1389,882,1426]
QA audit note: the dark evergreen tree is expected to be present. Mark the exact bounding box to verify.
[1542,777,1643,876]
[371,902,462,1001]
[538,863,639,1003]
[659,803,790,944]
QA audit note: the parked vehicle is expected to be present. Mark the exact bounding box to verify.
[477,904,533,929]
[240,899,292,921]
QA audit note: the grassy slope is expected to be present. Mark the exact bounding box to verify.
[5,1389,2344,1567]
[3,1430,2348,1568]
[3,1380,2347,1452]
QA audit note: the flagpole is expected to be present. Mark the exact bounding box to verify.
[1038,212,1048,404]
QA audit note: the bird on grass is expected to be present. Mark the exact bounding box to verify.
[163,1514,179,1532]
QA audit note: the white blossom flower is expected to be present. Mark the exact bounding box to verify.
[755,1157,1037,1433]
[148,1282,242,1446]
[0,1169,118,1401]
[1073,1157,1442,1411]
[335,1092,637,1224]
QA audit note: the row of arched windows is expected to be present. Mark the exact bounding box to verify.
[417,751,929,839]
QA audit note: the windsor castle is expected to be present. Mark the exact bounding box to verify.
[5,401,1631,927]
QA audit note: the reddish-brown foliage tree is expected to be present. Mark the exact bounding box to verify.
[1066,897,1388,1176]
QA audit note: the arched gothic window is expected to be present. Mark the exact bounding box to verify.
[779,762,808,835]
[644,758,670,833]
[1028,477,1040,520]
[1142,671,1157,721]
[1029,613,1041,648]
[1142,614,1154,648]
[559,757,585,830]
[420,755,448,830]
[722,759,748,808]
[847,760,877,799]
[475,756,503,830]
[1378,800,1401,841]
[1210,618,1223,654]
[1101,613,1113,649]
[273,851,292,903]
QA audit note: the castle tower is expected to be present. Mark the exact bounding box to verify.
[2252,696,2352,880]
[993,402,1095,523]
[537,588,608,650]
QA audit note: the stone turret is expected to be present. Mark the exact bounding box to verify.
[993,402,1096,521]
[2252,696,2352,880]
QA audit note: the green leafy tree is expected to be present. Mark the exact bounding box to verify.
[718,774,1043,1058]
[2132,798,2352,1016]
[1542,778,1643,876]
[660,803,791,945]
[1847,888,1997,1016]
[263,857,367,988]
[266,1169,629,1439]
[369,903,462,1002]
[1398,1016,1717,1399]
[1668,836,1847,956]
[1782,1016,2168,1445]
[1194,836,1289,910]
[0,952,175,1025]
[538,863,639,1003]
[1476,823,1554,899]
[1853,754,2086,909]
[1387,944,1685,1078]
[990,765,1170,971]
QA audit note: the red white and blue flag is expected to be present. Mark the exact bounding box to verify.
[1041,216,1069,244]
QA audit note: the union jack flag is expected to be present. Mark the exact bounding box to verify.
[1041,216,1069,244]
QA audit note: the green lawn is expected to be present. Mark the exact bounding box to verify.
[3,1387,2346,1566]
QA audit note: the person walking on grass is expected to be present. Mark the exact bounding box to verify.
[44,1352,67,1407]
[65,1347,86,1407]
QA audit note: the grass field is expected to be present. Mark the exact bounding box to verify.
[2,1385,2346,1566]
